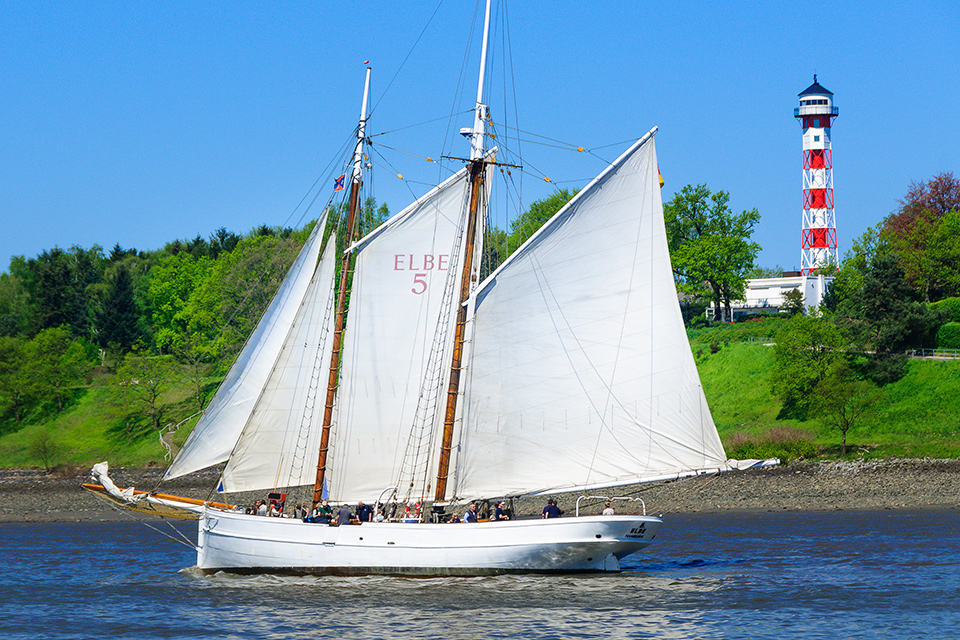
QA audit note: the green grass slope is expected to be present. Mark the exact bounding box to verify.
[1,324,958,469]
[694,337,960,459]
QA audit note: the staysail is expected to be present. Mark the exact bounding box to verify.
[218,222,340,492]
[326,164,490,501]
[454,129,730,500]
[164,211,331,481]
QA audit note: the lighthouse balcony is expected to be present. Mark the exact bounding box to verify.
[794,105,840,117]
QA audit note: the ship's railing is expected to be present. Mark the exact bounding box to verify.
[575,495,646,517]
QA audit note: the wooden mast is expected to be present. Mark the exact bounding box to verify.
[435,0,492,502]
[312,67,371,508]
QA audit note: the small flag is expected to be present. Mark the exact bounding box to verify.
[333,174,346,191]
[658,167,664,188]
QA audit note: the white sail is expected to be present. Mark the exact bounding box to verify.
[326,165,485,501]
[164,213,330,481]
[454,130,729,500]
[218,224,339,492]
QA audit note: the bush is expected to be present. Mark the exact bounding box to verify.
[725,426,818,463]
[867,353,908,385]
[937,322,960,349]
[931,297,960,323]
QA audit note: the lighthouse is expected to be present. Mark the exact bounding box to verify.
[795,75,838,275]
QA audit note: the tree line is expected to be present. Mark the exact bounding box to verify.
[0,223,311,435]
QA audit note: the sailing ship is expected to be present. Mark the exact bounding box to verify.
[85,2,770,575]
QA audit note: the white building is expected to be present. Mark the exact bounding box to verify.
[708,273,833,321]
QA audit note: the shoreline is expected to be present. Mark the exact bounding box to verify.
[2,458,958,523]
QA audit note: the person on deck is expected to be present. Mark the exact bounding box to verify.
[256,500,268,516]
[542,498,562,519]
[493,501,509,521]
[336,504,353,526]
[356,501,374,522]
[463,503,478,523]
[314,500,333,519]
[601,502,615,516]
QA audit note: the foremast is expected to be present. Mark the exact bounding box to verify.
[312,67,372,508]
[435,0,492,502]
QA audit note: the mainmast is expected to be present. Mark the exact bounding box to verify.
[312,67,372,508]
[435,0,492,502]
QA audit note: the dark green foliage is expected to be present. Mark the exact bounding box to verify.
[0,336,28,429]
[96,263,144,354]
[865,353,909,385]
[835,253,944,353]
[812,367,878,455]
[781,288,805,316]
[930,297,960,323]
[937,322,960,349]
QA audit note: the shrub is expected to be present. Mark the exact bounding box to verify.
[937,322,960,349]
[931,297,960,323]
[725,426,818,463]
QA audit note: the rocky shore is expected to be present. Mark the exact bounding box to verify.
[2,458,958,523]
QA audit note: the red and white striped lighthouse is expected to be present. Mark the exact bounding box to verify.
[795,75,838,275]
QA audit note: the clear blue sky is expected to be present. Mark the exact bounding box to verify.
[2,1,958,272]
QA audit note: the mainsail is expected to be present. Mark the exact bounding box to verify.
[453,129,729,500]
[164,210,332,482]
[327,163,490,501]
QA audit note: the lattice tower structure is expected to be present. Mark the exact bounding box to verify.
[795,75,839,274]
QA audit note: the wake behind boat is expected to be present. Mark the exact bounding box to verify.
[88,0,773,576]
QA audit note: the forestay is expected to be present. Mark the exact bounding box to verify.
[165,212,332,481]
[454,130,730,500]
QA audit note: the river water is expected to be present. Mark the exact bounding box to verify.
[5,509,958,639]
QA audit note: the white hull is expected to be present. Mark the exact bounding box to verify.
[197,507,662,575]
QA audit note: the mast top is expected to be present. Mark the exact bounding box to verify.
[468,0,492,161]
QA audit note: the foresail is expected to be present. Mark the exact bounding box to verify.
[218,224,340,492]
[327,165,484,502]
[164,212,330,481]
[455,130,729,500]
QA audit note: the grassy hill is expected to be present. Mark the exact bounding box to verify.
[2,318,958,470]
[691,319,960,460]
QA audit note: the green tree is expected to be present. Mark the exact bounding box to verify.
[95,263,143,355]
[115,353,181,431]
[812,369,877,456]
[33,248,74,332]
[835,253,944,354]
[29,429,60,472]
[664,184,760,322]
[149,252,212,353]
[22,327,90,412]
[0,336,29,426]
[881,172,960,301]
[781,288,805,316]
[771,314,848,418]
[508,189,576,250]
